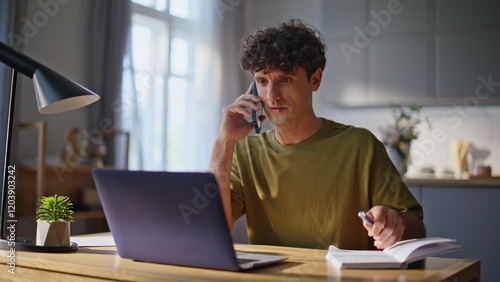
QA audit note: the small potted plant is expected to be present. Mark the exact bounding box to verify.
[380,104,430,175]
[36,194,74,246]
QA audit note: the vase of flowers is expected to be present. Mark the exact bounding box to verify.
[36,195,74,247]
[380,104,427,176]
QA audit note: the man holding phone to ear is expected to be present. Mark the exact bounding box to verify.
[209,19,425,250]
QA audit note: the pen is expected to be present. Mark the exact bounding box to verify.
[358,210,374,226]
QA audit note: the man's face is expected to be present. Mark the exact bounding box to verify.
[254,67,322,127]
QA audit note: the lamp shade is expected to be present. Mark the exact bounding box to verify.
[33,65,100,114]
[0,42,100,113]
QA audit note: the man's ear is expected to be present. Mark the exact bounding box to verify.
[311,67,323,91]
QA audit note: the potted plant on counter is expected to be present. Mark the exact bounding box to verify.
[36,194,74,246]
[380,104,430,176]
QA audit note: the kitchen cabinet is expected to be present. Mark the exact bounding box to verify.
[407,178,500,282]
[321,0,500,106]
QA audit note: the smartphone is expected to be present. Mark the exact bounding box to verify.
[251,80,262,134]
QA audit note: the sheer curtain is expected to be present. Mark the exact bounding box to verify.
[187,1,243,171]
[86,0,131,166]
[123,1,243,172]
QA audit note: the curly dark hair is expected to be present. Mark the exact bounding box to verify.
[238,19,327,79]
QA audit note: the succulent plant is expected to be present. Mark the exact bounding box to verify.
[36,195,74,222]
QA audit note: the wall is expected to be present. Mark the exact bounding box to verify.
[12,0,92,165]
[243,0,500,176]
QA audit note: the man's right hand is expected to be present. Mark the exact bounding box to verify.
[218,83,264,144]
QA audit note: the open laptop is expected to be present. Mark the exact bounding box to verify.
[92,168,287,271]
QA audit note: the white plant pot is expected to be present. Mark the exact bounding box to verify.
[36,221,71,246]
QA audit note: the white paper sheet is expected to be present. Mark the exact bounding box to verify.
[70,236,116,247]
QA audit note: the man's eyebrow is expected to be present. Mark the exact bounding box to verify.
[280,72,299,78]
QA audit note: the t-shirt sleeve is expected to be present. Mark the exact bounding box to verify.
[368,137,424,219]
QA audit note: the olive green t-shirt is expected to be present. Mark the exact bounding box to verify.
[230,119,423,250]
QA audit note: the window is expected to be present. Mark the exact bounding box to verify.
[122,0,203,171]
[131,0,167,12]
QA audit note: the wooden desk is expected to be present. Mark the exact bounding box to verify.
[0,243,479,281]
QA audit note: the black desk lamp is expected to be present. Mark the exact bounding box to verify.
[0,42,100,252]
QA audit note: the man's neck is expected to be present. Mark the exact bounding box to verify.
[274,117,324,145]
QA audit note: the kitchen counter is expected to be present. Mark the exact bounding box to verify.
[404,176,500,187]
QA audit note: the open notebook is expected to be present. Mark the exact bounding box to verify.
[326,237,461,269]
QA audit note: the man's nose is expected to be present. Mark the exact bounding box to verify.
[266,82,281,102]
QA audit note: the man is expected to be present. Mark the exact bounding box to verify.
[209,19,425,250]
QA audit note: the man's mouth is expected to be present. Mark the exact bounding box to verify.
[268,106,287,114]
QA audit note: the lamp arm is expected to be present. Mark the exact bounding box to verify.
[0,42,40,78]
